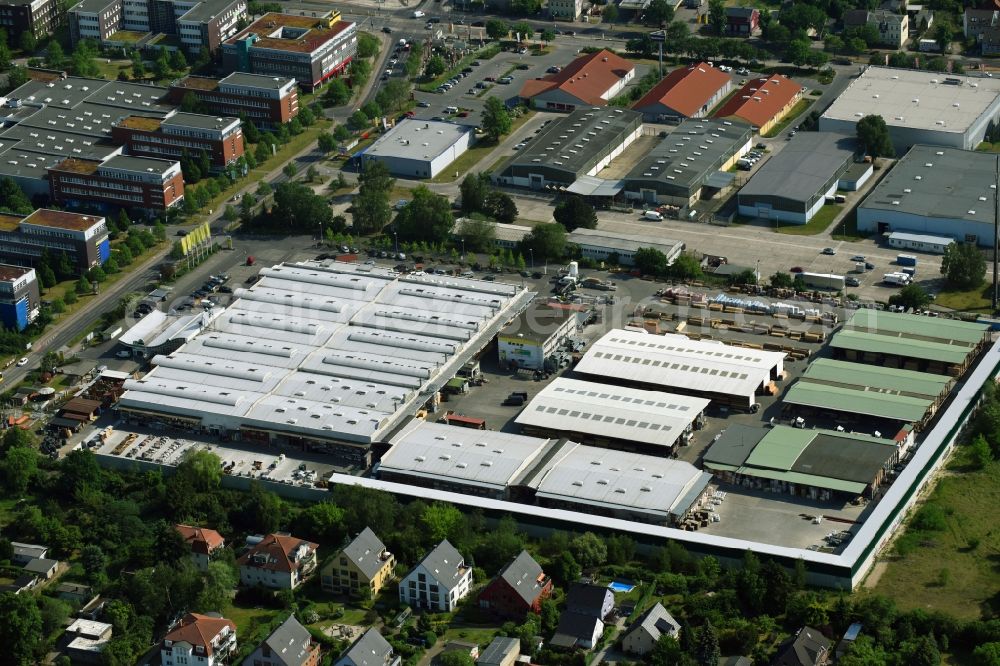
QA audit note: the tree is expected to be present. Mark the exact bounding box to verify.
[45,40,64,69]
[421,502,464,542]
[176,449,222,491]
[333,125,351,141]
[0,446,35,495]
[195,561,237,612]
[437,652,475,666]
[482,97,512,142]
[353,161,394,234]
[769,271,794,288]
[553,195,597,231]
[856,114,894,159]
[486,19,509,40]
[80,544,107,582]
[460,172,489,214]
[889,283,931,311]
[318,133,338,153]
[540,28,556,42]
[971,434,993,469]
[520,223,566,263]
[38,596,70,637]
[570,532,607,568]
[602,3,619,24]
[375,79,412,113]
[271,181,333,233]
[646,0,673,26]
[649,634,683,666]
[75,276,91,295]
[708,0,727,35]
[695,620,721,666]
[487,191,518,224]
[293,502,345,545]
[941,242,986,290]
[349,110,370,131]
[549,551,581,586]
[0,177,32,214]
[457,217,496,253]
[0,591,42,665]
[5,65,27,92]
[425,54,447,78]
[786,39,812,67]
[973,643,1000,666]
[282,161,298,178]
[898,635,941,666]
[18,32,36,54]
[37,262,56,288]
[635,247,670,276]
[394,185,453,243]
[169,48,187,71]
[50,298,65,313]
[933,21,953,54]
[323,78,351,107]
[668,254,702,281]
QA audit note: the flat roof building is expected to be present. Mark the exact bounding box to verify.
[829,309,989,375]
[359,119,476,179]
[632,62,733,123]
[0,0,63,43]
[566,228,685,267]
[519,49,635,112]
[493,108,643,191]
[712,73,803,135]
[524,441,712,526]
[738,132,862,225]
[704,424,900,500]
[619,118,752,208]
[221,12,357,92]
[497,303,582,371]
[515,377,709,454]
[856,145,997,246]
[48,154,185,215]
[110,111,244,172]
[167,73,300,128]
[0,209,109,272]
[0,264,39,331]
[574,329,785,410]
[818,66,1000,151]
[886,230,956,254]
[117,261,532,465]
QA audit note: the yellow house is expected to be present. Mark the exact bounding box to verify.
[321,527,395,597]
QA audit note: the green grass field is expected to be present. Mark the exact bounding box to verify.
[872,446,1000,620]
[773,204,842,235]
[933,285,992,313]
[762,99,813,138]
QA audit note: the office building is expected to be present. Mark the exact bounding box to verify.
[497,303,582,371]
[48,154,185,214]
[0,0,63,42]
[0,264,39,331]
[167,72,300,128]
[111,111,244,171]
[221,12,357,92]
[566,228,685,266]
[0,208,109,272]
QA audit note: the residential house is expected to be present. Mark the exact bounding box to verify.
[632,62,733,122]
[964,7,997,39]
[621,603,681,656]
[981,25,1000,55]
[335,628,400,666]
[11,541,47,565]
[176,524,226,572]
[64,619,113,664]
[565,583,615,621]
[479,550,553,619]
[238,533,319,590]
[55,582,96,606]
[549,0,582,20]
[772,626,831,666]
[241,615,320,666]
[320,527,395,597]
[24,557,59,580]
[398,539,473,612]
[843,9,908,48]
[550,611,604,650]
[725,7,759,35]
[1,573,38,594]
[161,613,237,666]
[518,49,635,112]
[478,637,520,666]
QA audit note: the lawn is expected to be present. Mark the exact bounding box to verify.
[220,600,283,637]
[976,141,1000,152]
[429,112,535,183]
[872,446,1000,620]
[829,208,870,241]
[773,204,843,235]
[933,284,992,313]
[761,98,813,138]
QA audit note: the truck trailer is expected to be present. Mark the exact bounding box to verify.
[799,272,846,291]
[896,254,918,267]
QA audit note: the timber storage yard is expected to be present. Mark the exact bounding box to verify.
[92,259,999,589]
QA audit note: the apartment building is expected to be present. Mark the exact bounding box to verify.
[399,540,472,612]
[69,0,246,53]
[0,0,63,42]
[166,72,299,128]
[320,527,395,598]
[238,533,318,590]
[47,154,185,215]
[111,111,244,170]
[175,524,225,572]
[0,265,39,331]
[0,209,109,272]
[221,12,357,92]
[161,613,237,666]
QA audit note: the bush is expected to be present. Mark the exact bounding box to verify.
[911,503,948,532]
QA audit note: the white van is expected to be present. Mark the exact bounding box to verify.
[412,10,425,17]
[445,105,458,114]
[643,210,663,221]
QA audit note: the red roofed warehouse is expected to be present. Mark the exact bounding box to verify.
[632,62,734,123]
[161,612,237,666]
[519,49,635,112]
[712,74,803,135]
[238,533,318,590]
[175,524,225,571]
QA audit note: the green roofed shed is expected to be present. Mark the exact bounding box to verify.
[782,381,932,423]
[800,358,951,399]
[829,328,972,365]
[845,309,988,345]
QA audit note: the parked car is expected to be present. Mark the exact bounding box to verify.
[845,277,861,287]
[418,101,431,107]
[821,247,836,255]
[790,266,804,273]
[16,357,28,367]
[850,255,866,262]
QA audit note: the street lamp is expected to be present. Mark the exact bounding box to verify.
[529,248,534,269]
[393,231,399,257]
[461,238,466,262]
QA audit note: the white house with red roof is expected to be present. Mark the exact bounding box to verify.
[161,612,237,666]
[238,533,319,590]
[175,524,225,572]
[519,49,635,112]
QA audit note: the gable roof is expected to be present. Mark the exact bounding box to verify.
[341,527,390,580]
[726,6,758,19]
[775,626,830,666]
[261,615,315,666]
[416,539,468,590]
[566,582,612,617]
[626,602,679,642]
[176,524,225,556]
[340,628,393,666]
[713,74,801,128]
[238,533,318,574]
[632,63,732,117]
[551,611,602,647]
[23,557,58,574]
[479,637,520,666]
[519,49,634,106]
[163,613,235,656]
[496,550,548,605]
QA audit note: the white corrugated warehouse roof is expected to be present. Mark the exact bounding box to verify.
[514,377,709,449]
[118,261,533,444]
[574,329,784,402]
[381,419,556,492]
[528,441,709,520]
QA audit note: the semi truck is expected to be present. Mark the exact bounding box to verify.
[884,272,911,286]
[896,254,918,267]
[799,272,846,291]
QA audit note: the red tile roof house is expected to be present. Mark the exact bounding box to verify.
[478,550,554,620]
[632,62,734,123]
[161,613,237,666]
[175,524,225,572]
[519,49,635,112]
[712,73,803,135]
[238,533,319,590]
